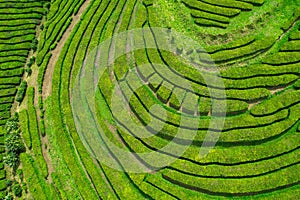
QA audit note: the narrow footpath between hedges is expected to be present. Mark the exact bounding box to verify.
[40,0,92,184]
[42,0,91,100]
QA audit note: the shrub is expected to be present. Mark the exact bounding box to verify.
[38,96,43,110]
[5,131,25,154]
[12,184,22,197]
[16,81,27,103]
[27,56,36,68]
[5,180,12,187]
[5,116,19,133]
[31,38,38,52]
[4,152,19,169]
[4,116,25,170]
[25,67,32,76]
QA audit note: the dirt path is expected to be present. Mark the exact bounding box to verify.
[42,0,91,100]
[39,0,91,183]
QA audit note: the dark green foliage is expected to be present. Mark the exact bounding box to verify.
[12,184,22,197]
[25,67,32,76]
[5,132,25,155]
[3,152,18,169]
[37,52,52,93]
[4,116,18,134]
[38,96,43,111]
[44,2,51,11]
[16,81,27,103]
[31,38,38,52]
[4,118,25,170]
[27,56,36,68]
[5,180,12,188]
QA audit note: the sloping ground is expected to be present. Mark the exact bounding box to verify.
[0,0,48,197]
[10,0,300,199]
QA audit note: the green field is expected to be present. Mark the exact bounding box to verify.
[0,0,300,199]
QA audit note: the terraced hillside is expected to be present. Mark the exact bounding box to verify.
[1,0,300,199]
[0,0,48,197]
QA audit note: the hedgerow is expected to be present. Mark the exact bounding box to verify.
[263,52,300,65]
[198,98,249,116]
[36,0,85,66]
[157,81,173,104]
[20,153,58,199]
[27,87,48,178]
[181,92,198,114]
[163,164,300,195]
[0,88,16,98]
[204,36,276,63]
[148,73,163,91]
[280,40,300,51]
[58,0,153,198]
[281,7,300,31]
[142,49,272,102]
[289,31,300,40]
[48,0,120,198]
[294,79,300,89]
[170,145,300,178]
[201,0,253,10]
[18,110,31,149]
[182,0,241,17]
[37,52,52,93]
[191,10,230,24]
[195,18,227,29]
[109,75,291,145]
[15,81,27,103]
[221,64,300,79]
[169,87,186,110]
[112,128,297,198]
[206,36,255,53]
[251,89,300,116]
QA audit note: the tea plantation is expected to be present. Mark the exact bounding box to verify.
[0,0,299,199]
